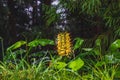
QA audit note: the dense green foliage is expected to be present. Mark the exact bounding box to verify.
[0,38,120,80]
[0,0,120,80]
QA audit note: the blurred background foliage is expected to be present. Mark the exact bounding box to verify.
[0,0,120,55]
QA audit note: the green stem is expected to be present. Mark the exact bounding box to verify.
[0,37,4,61]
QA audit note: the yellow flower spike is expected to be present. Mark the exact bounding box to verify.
[56,32,72,56]
[65,32,72,56]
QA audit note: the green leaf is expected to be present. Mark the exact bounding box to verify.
[115,68,120,78]
[82,48,93,51]
[109,39,120,51]
[54,61,67,70]
[95,38,101,46]
[95,61,106,67]
[93,48,100,55]
[105,54,120,64]
[68,58,84,71]
[7,41,26,51]
[28,39,54,47]
[73,38,84,50]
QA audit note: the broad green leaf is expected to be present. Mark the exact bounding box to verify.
[95,39,101,46]
[54,61,67,70]
[28,39,54,47]
[68,58,84,71]
[109,39,120,51]
[93,48,100,55]
[7,41,26,51]
[73,38,84,50]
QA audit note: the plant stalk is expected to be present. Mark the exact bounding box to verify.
[0,37,4,61]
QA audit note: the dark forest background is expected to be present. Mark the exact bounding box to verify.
[0,0,120,51]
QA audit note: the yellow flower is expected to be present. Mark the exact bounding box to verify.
[56,32,72,56]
